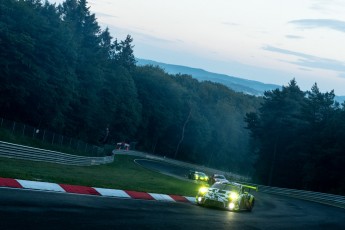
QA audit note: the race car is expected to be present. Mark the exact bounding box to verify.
[188,170,209,182]
[208,174,228,185]
[196,181,257,211]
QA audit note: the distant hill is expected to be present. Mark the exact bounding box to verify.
[137,58,345,103]
[136,58,280,96]
[335,95,345,103]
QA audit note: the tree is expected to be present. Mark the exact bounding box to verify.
[0,0,77,131]
[299,83,340,192]
[245,79,307,186]
[115,35,136,71]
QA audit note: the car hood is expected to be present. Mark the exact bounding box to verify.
[204,188,230,202]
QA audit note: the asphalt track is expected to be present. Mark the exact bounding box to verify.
[1,159,345,229]
[135,158,192,179]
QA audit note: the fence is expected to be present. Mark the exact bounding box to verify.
[0,141,114,166]
[259,185,345,209]
[0,117,105,156]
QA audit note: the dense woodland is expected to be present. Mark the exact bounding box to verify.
[1,0,344,195]
[245,80,345,194]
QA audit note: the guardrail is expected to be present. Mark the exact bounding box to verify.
[0,141,114,166]
[114,149,345,209]
[258,185,345,209]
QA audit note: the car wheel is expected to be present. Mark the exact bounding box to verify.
[247,199,255,212]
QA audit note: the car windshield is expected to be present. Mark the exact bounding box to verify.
[214,175,225,179]
[211,183,240,193]
[197,172,206,176]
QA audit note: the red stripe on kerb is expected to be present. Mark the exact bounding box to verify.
[125,190,154,200]
[169,195,189,203]
[0,177,23,188]
[59,184,100,195]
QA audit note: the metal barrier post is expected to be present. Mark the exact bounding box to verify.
[12,122,16,134]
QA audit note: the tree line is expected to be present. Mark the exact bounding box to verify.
[0,0,261,175]
[245,79,345,195]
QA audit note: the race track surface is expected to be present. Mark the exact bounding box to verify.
[135,158,191,179]
[1,187,345,230]
[1,158,344,229]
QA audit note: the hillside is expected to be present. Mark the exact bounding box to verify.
[137,58,345,103]
[137,58,280,96]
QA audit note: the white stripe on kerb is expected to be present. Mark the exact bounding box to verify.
[185,196,196,203]
[94,187,131,198]
[149,193,175,202]
[16,179,65,192]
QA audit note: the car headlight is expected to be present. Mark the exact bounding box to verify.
[198,187,208,194]
[228,202,235,210]
[229,192,239,200]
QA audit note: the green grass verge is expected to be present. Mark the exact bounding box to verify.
[0,155,203,197]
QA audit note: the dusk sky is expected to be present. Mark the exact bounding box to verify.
[52,0,345,95]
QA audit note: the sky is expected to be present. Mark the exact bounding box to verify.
[51,0,345,95]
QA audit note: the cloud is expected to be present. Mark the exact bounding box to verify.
[263,46,345,74]
[299,67,312,72]
[289,19,345,33]
[263,46,311,59]
[94,12,118,18]
[105,24,178,44]
[222,22,240,26]
[309,0,345,14]
[285,35,303,39]
[338,72,345,78]
[310,0,333,12]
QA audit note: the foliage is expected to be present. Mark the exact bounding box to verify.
[245,80,345,195]
[0,0,261,175]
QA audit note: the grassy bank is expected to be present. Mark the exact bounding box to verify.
[0,154,201,196]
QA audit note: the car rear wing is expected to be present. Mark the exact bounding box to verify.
[242,184,259,192]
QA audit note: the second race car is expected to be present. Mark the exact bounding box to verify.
[208,174,228,185]
[188,170,209,182]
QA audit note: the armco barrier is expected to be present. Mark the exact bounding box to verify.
[258,185,345,209]
[0,141,114,166]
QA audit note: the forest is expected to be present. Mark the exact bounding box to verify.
[1,0,344,195]
[245,80,345,194]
